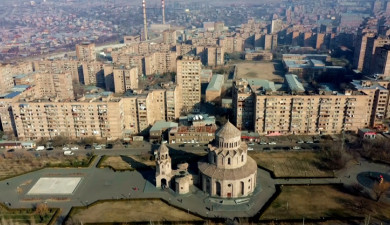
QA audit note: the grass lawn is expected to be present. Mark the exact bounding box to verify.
[248,151,333,177]
[69,200,203,223]
[261,185,390,222]
[0,203,56,225]
[0,152,93,180]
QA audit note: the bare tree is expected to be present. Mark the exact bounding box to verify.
[34,203,49,221]
[373,181,390,201]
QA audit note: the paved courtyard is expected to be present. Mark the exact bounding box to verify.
[27,177,82,195]
[0,155,389,224]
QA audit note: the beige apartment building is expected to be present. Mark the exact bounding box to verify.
[81,61,105,87]
[351,80,390,128]
[163,29,177,45]
[76,42,96,61]
[0,62,33,93]
[165,84,182,121]
[11,95,124,140]
[254,92,370,135]
[218,36,244,53]
[144,51,177,75]
[33,72,74,100]
[233,78,372,135]
[113,66,138,93]
[176,56,202,113]
[33,59,81,82]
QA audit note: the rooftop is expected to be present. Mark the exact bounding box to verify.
[285,74,305,92]
[206,74,224,92]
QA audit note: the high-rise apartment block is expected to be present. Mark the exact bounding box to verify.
[0,62,33,93]
[113,66,139,93]
[163,30,177,45]
[176,56,202,113]
[76,42,96,61]
[233,78,372,134]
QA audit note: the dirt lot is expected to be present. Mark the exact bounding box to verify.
[261,185,390,222]
[70,200,202,223]
[99,154,155,170]
[235,61,284,81]
[0,152,92,180]
[248,151,333,177]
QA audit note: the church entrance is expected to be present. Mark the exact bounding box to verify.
[161,178,167,188]
[216,181,221,196]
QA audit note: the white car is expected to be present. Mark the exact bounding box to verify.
[297,140,304,144]
[63,150,74,156]
[293,146,301,150]
[62,147,70,151]
[306,140,314,144]
[268,142,277,145]
[260,141,267,145]
[248,147,254,151]
[248,142,255,146]
[71,146,79,150]
[36,146,45,151]
[94,145,102,150]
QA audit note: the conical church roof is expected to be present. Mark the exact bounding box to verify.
[216,120,241,139]
[158,143,169,154]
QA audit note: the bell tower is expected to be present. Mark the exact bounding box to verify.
[155,143,172,188]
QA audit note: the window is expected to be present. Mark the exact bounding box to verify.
[228,158,231,165]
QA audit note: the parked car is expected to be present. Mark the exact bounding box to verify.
[71,146,79,150]
[297,140,304,144]
[105,144,113,149]
[293,146,301,150]
[7,149,15,153]
[84,144,92,150]
[63,150,74,156]
[268,142,277,145]
[260,141,267,145]
[46,147,54,151]
[305,140,314,144]
[94,145,102,150]
[62,147,70,151]
[36,146,45,151]
[248,147,254,151]
[248,142,255,146]
[27,148,34,151]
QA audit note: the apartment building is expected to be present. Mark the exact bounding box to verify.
[165,84,181,121]
[33,59,81,82]
[163,29,177,45]
[81,61,105,87]
[11,95,124,140]
[351,80,390,128]
[233,78,371,135]
[176,56,202,113]
[33,72,74,100]
[76,42,96,61]
[207,46,224,67]
[113,65,138,94]
[255,92,370,135]
[0,62,33,93]
[135,89,166,133]
[218,36,244,53]
[144,51,177,75]
[233,79,276,130]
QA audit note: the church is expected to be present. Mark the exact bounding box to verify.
[155,121,258,198]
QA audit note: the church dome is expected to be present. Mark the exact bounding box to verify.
[216,120,241,139]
